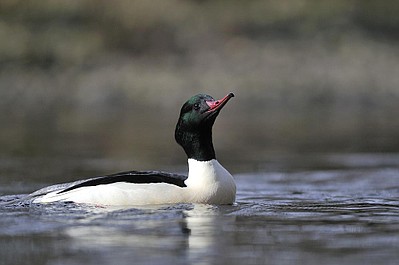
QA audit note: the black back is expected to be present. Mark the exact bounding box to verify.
[58,171,188,194]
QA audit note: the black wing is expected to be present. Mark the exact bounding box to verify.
[58,171,188,194]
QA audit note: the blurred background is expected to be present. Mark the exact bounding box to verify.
[1,0,399,174]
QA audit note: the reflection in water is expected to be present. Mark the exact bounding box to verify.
[59,204,224,265]
[184,205,223,265]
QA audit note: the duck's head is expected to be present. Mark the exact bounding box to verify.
[175,92,234,161]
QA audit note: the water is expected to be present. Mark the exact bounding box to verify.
[1,154,399,265]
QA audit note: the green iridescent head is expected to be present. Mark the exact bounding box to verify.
[175,93,234,161]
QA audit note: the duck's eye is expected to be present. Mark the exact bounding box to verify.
[193,103,200,110]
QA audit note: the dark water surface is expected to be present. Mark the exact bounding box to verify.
[1,153,399,265]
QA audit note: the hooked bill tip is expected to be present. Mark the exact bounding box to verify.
[228,92,235,98]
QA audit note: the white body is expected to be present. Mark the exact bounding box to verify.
[32,159,236,206]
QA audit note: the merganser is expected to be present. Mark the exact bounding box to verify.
[31,93,236,206]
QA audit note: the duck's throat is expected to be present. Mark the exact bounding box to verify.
[180,131,216,161]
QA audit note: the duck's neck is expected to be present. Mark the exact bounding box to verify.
[177,130,216,161]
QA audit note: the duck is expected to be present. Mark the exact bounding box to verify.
[30,93,236,206]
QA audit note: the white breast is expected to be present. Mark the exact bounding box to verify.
[184,159,236,204]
